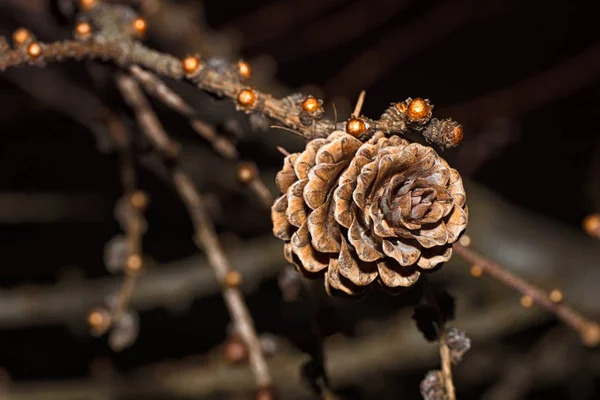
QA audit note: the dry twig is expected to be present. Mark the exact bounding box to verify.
[115,71,272,388]
[453,242,600,347]
[4,298,549,399]
[127,64,273,207]
[110,124,145,327]
[439,330,456,400]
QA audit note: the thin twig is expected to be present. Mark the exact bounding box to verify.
[439,330,456,400]
[173,170,271,388]
[352,90,366,117]
[128,65,273,207]
[111,143,143,322]
[453,243,600,347]
[111,275,136,321]
[128,65,196,116]
[115,72,272,388]
[99,109,147,350]
[0,238,283,329]
[423,278,457,399]
[4,297,549,399]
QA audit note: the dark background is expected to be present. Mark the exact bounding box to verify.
[0,0,599,399]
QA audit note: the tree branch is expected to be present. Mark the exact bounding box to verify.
[3,298,551,400]
[0,237,283,329]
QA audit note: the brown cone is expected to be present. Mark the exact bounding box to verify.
[271,131,468,296]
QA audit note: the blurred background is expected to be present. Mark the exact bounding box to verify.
[0,0,599,399]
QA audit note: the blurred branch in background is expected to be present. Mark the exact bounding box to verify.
[0,238,283,329]
[2,298,552,400]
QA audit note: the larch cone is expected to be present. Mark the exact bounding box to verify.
[271,131,468,296]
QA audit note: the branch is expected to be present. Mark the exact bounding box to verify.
[439,329,456,400]
[453,242,600,346]
[0,237,283,329]
[88,113,149,350]
[0,1,462,148]
[115,71,272,388]
[3,298,551,399]
[128,64,273,207]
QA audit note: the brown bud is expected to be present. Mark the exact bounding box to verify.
[301,96,320,113]
[237,88,257,109]
[469,264,483,277]
[182,56,201,75]
[445,327,471,364]
[130,191,148,210]
[346,117,367,137]
[237,60,251,79]
[88,307,111,336]
[583,213,600,239]
[132,17,147,37]
[406,98,432,122]
[79,0,97,11]
[223,270,242,288]
[420,370,444,400]
[299,96,324,126]
[256,386,276,400]
[125,254,143,274]
[12,28,31,46]
[26,42,42,59]
[74,22,92,39]
[451,124,464,145]
[223,336,248,364]
[423,118,464,148]
[519,295,533,309]
[582,323,600,347]
[549,289,563,303]
[237,162,257,184]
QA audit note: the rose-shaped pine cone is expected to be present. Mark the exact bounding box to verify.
[271,130,468,296]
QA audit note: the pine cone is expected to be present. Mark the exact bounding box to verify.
[271,131,468,296]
